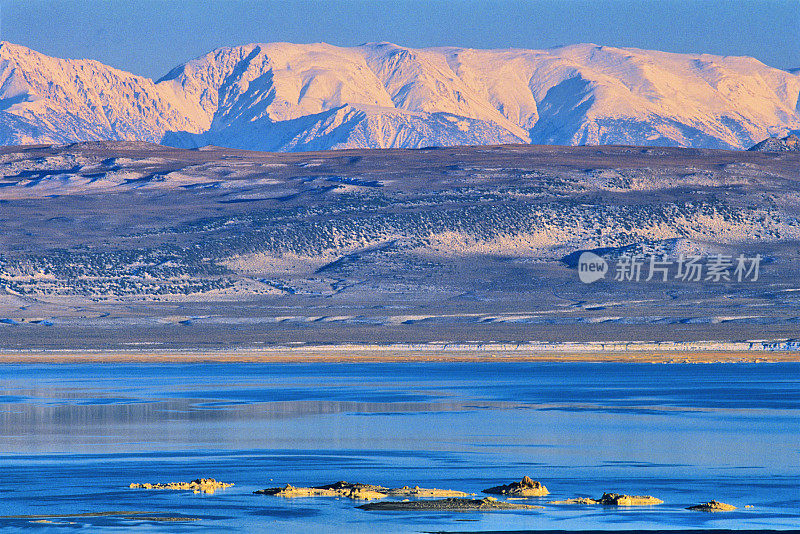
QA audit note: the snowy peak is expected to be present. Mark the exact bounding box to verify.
[158,43,396,126]
[0,41,203,145]
[442,43,800,148]
[1,41,799,151]
[358,43,529,138]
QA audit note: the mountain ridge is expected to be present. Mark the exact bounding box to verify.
[1,40,799,151]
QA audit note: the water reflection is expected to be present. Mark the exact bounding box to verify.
[0,362,797,531]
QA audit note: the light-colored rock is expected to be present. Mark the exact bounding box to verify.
[129,478,233,494]
[388,485,472,498]
[597,492,663,506]
[550,492,663,506]
[483,476,550,497]
[254,481,472,500]
[548,497,598,505]
[358,497,543,511]
[253,483,379,499]
[687,500,737,512]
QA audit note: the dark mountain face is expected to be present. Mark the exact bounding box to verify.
[749,134,800,152]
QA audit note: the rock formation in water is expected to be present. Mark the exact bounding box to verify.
[129,478,234,494]
[549,492,663,505]
[358,496,543,511]
[597,492,663,505]
[547,497,598,504]
[254,480,471,500]
[482,476,550,496]
[687,500,737,511]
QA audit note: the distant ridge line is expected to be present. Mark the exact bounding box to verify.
[1,40,799,151]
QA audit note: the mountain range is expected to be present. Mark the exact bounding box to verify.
[1,40,799,151]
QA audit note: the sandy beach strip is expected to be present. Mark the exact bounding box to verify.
[0,343,798,363]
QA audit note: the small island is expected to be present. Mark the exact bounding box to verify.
[129,478,234,494]
[687,500,737,512]
[483,476,549,497]
[358,496,543,511]
[549,492,663,505]
[254,481,472,500]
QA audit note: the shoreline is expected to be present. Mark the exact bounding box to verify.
[1,343,799,363]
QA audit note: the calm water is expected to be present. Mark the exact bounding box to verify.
[0,362,798,532]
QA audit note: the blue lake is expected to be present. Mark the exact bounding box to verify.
[0,362,798,532]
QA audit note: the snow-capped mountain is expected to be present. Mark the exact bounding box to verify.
[1,40,799,151]
[0,42,202,145]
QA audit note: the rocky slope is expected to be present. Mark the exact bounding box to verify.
[0,42,200,145]
[748,133,800,151]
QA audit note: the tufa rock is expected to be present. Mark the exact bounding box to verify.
[597,492,663,506]
[549,493,662,506]
[254,480,471,500]
[687,500,737,512]
[358,497,543,511]
[547,497,598,505]
[129,478,233,494]
[483,476,550,497]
